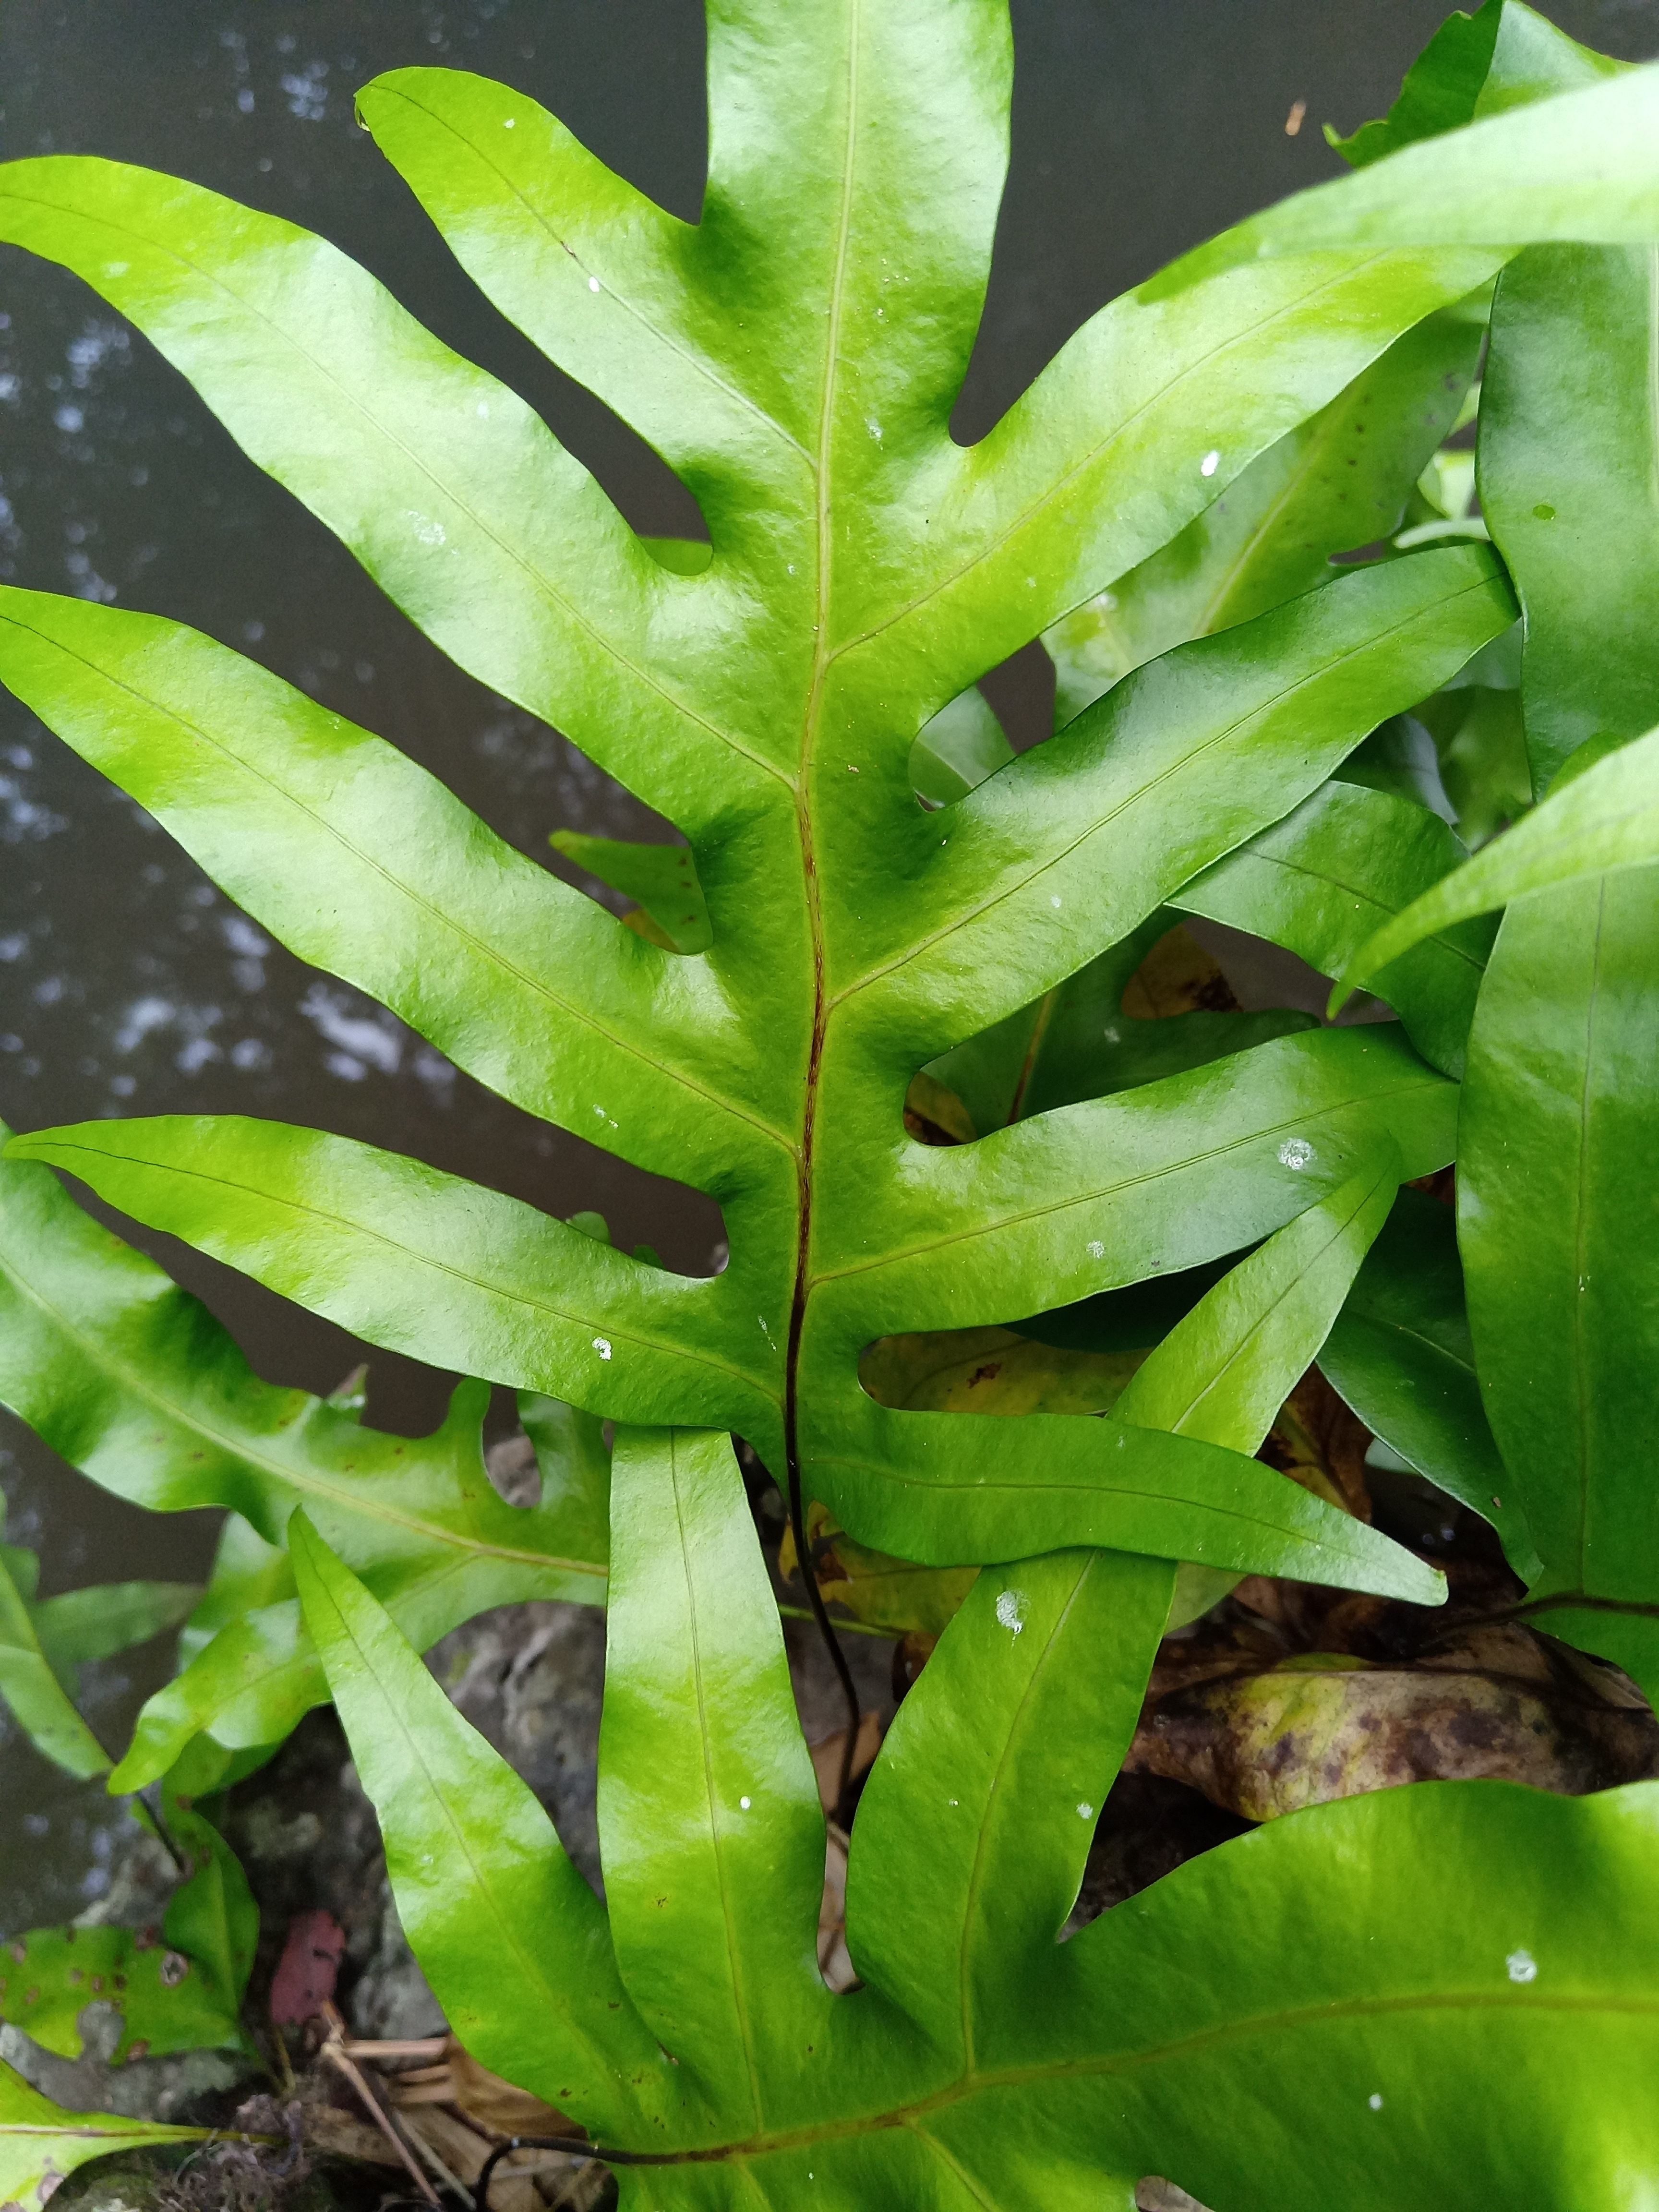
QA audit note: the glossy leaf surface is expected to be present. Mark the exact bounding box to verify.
[1460,870,1659,1698]
[1,0,1590,1606]
[1173,780,1495,1076]
[1044,312,1480,721]
[1333,721,1659,1000]
[299,1396,1659,2208]
[0,1137,607,1785]
[1320,1187,1535,1571]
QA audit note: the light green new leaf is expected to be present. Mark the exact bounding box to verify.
[1320,1187,1537,1573]
[1460,867,1659,1699]
[1115,1147,1402,1625]
[1332,721,1659,1004]
[0,2063,210,2212]
[1116,1148,1400,1453]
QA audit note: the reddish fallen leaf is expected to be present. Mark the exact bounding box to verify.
[269,1909,347,2026]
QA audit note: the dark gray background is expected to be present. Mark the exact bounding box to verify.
[2,0,1656,1920]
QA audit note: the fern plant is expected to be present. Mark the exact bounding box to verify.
[5,0,1659,2202]
[0,0,1570,1771]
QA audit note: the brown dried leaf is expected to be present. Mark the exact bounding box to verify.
[902,1069,976,1145]
[1127,1625,1659,1822]
[1260,1369,1373,1521]
[860,1326,1144,1416]
[1120,924,1240,1019]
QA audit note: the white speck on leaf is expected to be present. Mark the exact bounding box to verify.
[1050,894,1062,909]
[503,117,516,128]
[995,1589,1027,1637]
[589,276,601,292]
[415,519,446,546]
[1087,1239,1106,1259]
[740,1796,751,1810]
[1279,1137,1315,1170]
[1369,2093,1383,2111]
[104,261,130,277]
[593,1337,612,1361]
[1201,448,1221,476]
[1507,1948,1538,1984]
[1077,1802,1094,1820]
[866,418,883,441]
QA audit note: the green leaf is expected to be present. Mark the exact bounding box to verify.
[0,1548,108,1781]
[1,1788,252,2062]
[290,1509,691,2141]
[1326,1,1502,168]
[1044,311,1481,721]
[1331,722,1659,1005]
[1114,1148,1404,1625]
[907,685,1014,808]
[1480,243,1659,792]
[1174,780,1496,1076]
[598,1428,831,2135]
[0,0,1547,1611]
[1115,1148,1401,1455]
[548,830,713,955]
[923,917,1316,1138]
[29,1581,200,1673]
[0,1139,609,1783]
[0,163,769,832]
[0,2061,209,2211]
[1320,1187,1538,1574]
[1460,868,1659,1699]
[1152,56,1659,298]
[315,1373,1659,2202]
[848,1548,1175,2070]
[4,1116,774,1446]
[0,589,760,1189]
[176,1513,293,1668]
